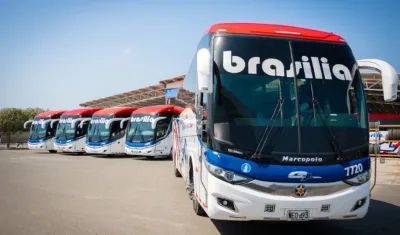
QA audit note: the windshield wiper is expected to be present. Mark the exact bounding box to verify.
[308,82,346,162]
[251,98,284,160]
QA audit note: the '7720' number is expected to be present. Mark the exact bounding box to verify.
[344,163,363,177]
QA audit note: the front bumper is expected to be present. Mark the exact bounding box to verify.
[85,145,110,154]
[203,173,370,221]
[28,142,48,150]
[54,143,83,153]
[125,145,155,156]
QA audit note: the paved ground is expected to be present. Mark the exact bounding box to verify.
[0,150,399,235]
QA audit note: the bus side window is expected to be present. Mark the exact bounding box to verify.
[82,122,89,135]
[110,121,123,140]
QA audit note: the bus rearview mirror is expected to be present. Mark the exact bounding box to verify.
[197,48,213,94]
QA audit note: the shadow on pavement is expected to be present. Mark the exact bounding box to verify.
[133,156,171,161]
[212,199,400,235]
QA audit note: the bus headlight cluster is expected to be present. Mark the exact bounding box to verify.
[205,162,253,184]
[343,170,371,186]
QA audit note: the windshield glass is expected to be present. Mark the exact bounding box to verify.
[126,114,157,143]
[29,118,51,140]
[212,35,368,158]
[55,115,86,140]
[87,116,112,142]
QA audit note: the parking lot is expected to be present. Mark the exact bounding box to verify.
[0,150,400,235]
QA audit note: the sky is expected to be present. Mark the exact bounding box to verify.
[0,0,399,110]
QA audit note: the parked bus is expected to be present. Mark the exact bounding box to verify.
[369,113,400,153]
[23,110,67,153]
[85,107,138,155]
[125,105,184,159]
[172,22,399,221]
[54,107,103,153]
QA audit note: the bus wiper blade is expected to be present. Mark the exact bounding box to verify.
[251,98,284,160]
[312,100,347,162]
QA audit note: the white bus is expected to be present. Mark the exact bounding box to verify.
[85,107,138,155]
[54,107,103,154]
[24,110,67,153]
[172,22,399,221]
[125,105,184,159]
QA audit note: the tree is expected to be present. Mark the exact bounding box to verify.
[23,108,46,121]
[0,108,46,148]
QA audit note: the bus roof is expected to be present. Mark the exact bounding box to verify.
[93,107,138,116]
[35,110,67,118]
[62,107,103,116]
[132,105,184,115]
[206,22,346,43]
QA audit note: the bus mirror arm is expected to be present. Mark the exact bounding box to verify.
[197,48,213,94]
[50,119,60,128]
[120,118,130,129]
[24,120,33,129]
[78,118,92,129]
[41,119,53,129]
[71,118,85,128]
[105,118,125,129]
[151,117,167,130]
[357,59,398,102]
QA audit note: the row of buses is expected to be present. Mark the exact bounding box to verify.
[23,105,183,158]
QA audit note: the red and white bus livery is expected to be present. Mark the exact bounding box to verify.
[54,107,103,153]
[24,110,67,153]
[85,107,138,155]
[125,105,184,159]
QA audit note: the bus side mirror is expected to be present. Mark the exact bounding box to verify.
[151,117,167,130]
[197,48,213,94]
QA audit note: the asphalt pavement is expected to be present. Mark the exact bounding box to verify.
[0,150,399,235]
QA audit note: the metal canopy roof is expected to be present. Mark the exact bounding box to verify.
[79,75,195,108]
[360,72,400,113]
[80,73,400,114]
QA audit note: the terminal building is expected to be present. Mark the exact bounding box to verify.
[79,73,400,114]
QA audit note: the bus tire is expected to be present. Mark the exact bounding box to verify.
[193,196,206,216]
[48,150,57,153]
[189,160,206,216]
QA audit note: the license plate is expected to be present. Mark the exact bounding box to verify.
[286,210,310,221]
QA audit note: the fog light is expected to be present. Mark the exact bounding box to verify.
[351,197,367,212]
[216,197,237,212]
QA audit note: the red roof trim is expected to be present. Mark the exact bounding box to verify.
[206,23,346,43]
[35,110,68,118]
[132,105,184,115]
[93,107,138,117]
[62,107,103,116]
[370,114,400,120]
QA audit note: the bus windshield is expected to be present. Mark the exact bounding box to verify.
[56,115,86,141]
[87,115,127,142]
[212,35,368,159]
[29,118,50,140]
[126,114,156,143]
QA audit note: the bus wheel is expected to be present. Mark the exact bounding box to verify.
[48,150,57,153]
[193,197,206,216]
[190,165,205,216]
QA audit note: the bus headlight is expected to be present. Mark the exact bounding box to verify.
[205,162,253,184]
[343,170,371,186]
